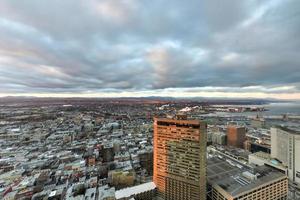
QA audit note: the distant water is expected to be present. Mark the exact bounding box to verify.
[202,101,300,117]
[264,101,300,115]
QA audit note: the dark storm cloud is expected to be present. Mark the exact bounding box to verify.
[0,0,299,97]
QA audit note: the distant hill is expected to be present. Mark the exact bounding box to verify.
[0,95,290,106]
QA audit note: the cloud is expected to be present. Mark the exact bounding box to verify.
[0,0,299,99]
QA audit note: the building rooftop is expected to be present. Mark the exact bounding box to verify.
[249,152,287,172]
[98,185,115,200]
[84,188,96,200]
[276,125,300,135]
[154,117,203,126]
[115,182,156,199]
[207,156,287,198]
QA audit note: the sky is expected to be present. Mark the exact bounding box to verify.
[0,0,299,99]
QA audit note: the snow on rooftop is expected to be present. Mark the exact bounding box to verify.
[49,191,56,197]
[115,182,156,199]
[10,128,21,132]
[180,107,192,112]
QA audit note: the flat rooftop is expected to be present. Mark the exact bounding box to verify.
[250,152,286,168]
[207,156,286,197]
[115,182,156,199]
[275,125,300,135]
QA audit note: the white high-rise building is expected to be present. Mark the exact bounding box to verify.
[288,132,300,185]
[271,127,300,189]
[271,127,289,166]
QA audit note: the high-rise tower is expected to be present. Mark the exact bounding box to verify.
[227,125,246,148]
[153,115,207,200]
[271,127,300,189]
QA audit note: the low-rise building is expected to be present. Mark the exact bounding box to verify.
[115,182,156,200]
[249,151,287,174]
[207,156,288,200]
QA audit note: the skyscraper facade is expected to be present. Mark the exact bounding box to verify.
[153,116,207,200]
[271,127,300,198]
[227,126,246,148]
[288,133,300,187]
[271,127,289,166]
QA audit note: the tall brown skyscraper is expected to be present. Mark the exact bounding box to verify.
[153,115,207,200]
[227,125,246,148]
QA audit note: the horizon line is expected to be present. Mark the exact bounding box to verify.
[0,94,297,101]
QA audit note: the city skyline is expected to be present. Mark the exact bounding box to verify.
[0,0,300,99]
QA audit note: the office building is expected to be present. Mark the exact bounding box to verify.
[271,127,289,166]
[227,126,246,148]
[210,132,227,146]
[247,141,271,154]
[207,156,288,200]
[153,116,207,200]
[287,130,300,187]
[271,127,300,185]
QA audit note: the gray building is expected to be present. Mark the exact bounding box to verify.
[207,156,288,200]
[271,126,300,198]
[271,127,289,166]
